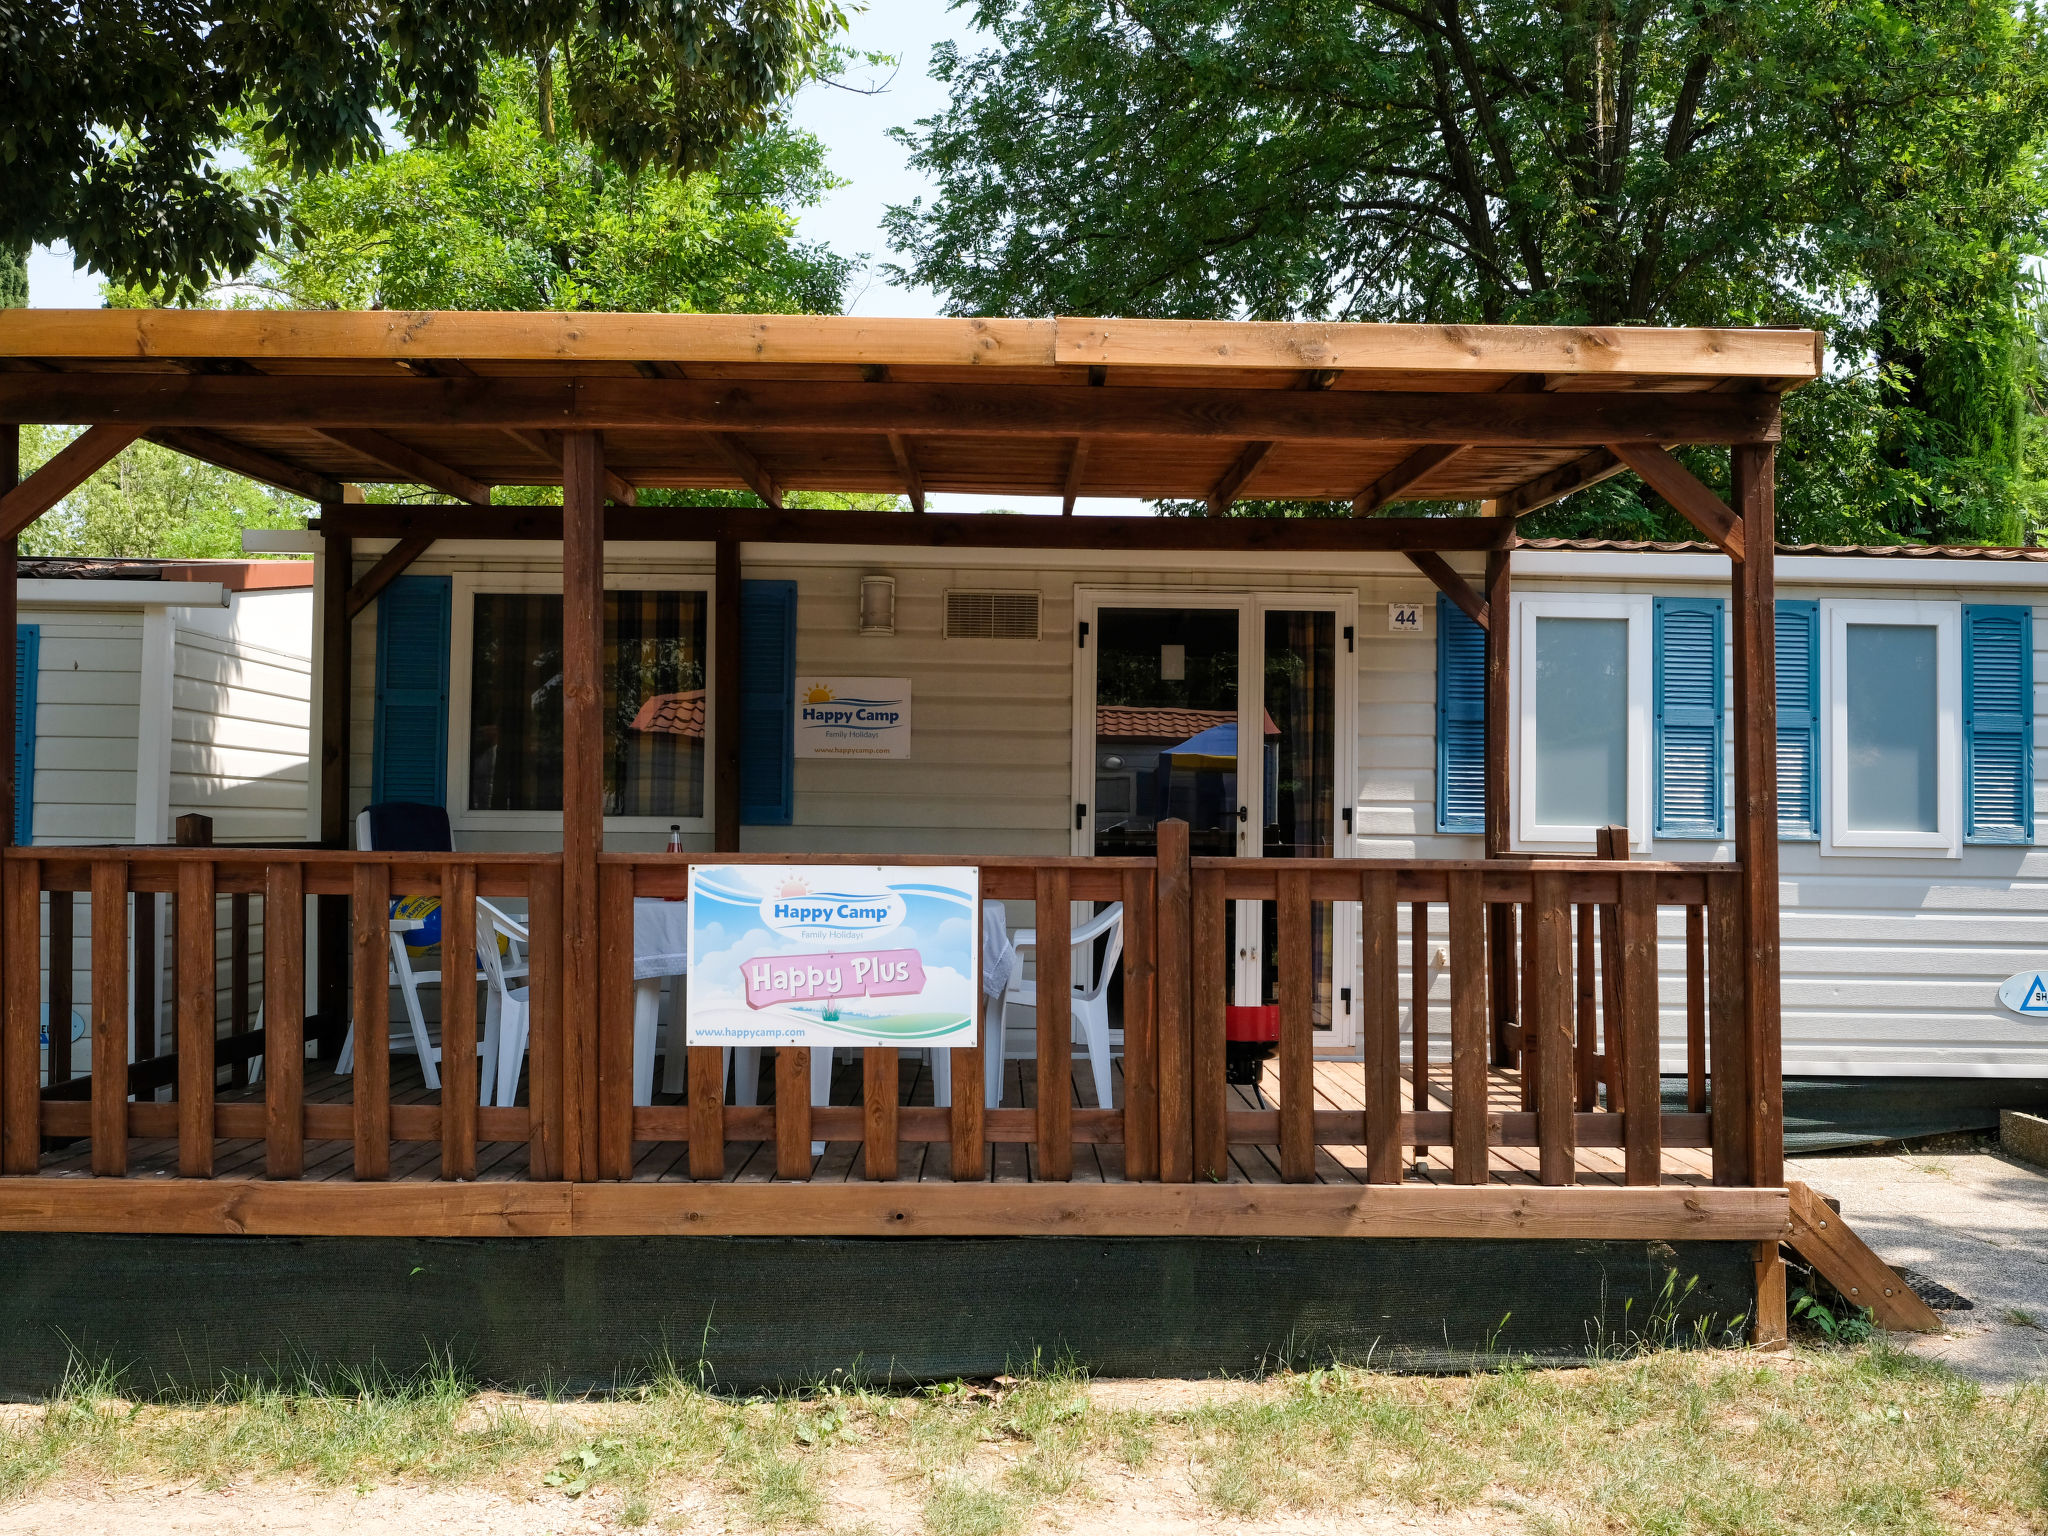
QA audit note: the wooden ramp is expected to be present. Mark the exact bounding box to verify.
[1785,1181,1941,1333]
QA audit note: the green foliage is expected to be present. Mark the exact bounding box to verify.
[888,0,2048,544]
[237,57,852,314]
[1791,1287,1880,1346]
[0,245,25,309]
[2,0,847,297]
[17,425,309,560]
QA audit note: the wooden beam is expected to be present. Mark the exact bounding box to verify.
[1061,439,1090,515]
[499,428,637,505]
[702,432,782,509]
[885,433,925,513]
[1609,442,1744,558]
[1495,448,1625,519]
[318,503,1521,554]
[0,424,143,538]
[0,1177,1795,1239]
[0,375,1787,447]
[1404,551,1488,629]
[314,427,490,505]
[343,535,433,619]
[1730,444,1781,1189]
[1786,1181,1941,1332]
[1206,441,1274,515]
[561,432,605,1182]
[1354,443,1468,515]
[145,427,344,503]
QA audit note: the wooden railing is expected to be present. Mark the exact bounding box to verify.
[0,834,1749,1192]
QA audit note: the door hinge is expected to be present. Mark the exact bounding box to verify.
[1343,624,1355,654]
[1340,986,1352,1016]
[1077,620,1090,649]
[1076,802,1088,830]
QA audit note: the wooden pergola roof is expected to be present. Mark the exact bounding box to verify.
[0,312,1818,540]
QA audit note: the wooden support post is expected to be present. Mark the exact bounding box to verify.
[1362,867,1401,1183]
[1531,870,1575,1185]
[1154,819,1193,1183]
[90,860,128,1176]
[1731,443,1782,1187]
[315,518,351,1053]
[714,536,741,852]
[1754,1241,1789,1346]
[1277,869,1314,1182]
[175,860,216,1178]
[561,431,605,1182]
[440,862,477,1181]
[1447,870,1487,1183]
[1035,866,1073,1182]
[263,862,304,1179]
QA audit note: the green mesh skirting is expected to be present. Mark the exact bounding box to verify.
[1664,1077,2048,1152]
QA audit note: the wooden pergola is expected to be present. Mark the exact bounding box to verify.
[0,313,1811,1317]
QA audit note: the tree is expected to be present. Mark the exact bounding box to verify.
[3,0,846,297]
[885,0,2048,544]
[239,57,852,314]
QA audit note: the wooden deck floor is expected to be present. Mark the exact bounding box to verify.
[37,1053,1715,1187]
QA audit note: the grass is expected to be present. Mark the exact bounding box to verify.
[0,1345,2041,1532]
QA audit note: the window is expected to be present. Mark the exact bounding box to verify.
[1514,595,1650,847]
[467,589,708,818]
[1824,600,1959,854]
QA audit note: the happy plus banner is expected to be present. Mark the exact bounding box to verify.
[685,865,980,1048]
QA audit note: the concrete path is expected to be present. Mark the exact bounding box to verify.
[1788,1148,2048,1388]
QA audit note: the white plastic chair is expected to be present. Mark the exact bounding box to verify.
[997,903,1125,1109]
[476,911,532,1108]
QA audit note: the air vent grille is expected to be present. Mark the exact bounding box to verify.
[945,590,1041,640]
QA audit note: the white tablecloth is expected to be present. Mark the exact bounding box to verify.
[634,898,689,980]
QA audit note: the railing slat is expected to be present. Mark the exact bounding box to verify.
[1034,866,1073,1182]
[1410,899,1429,1162]
[351,862,390,1180]
[1531,869,1575,1185]
[263,862,304,1179]
[1277,869,1313,1183]
[597,862,635,1181]
[689,1046,727,1180]
[175,860,216,1178]
[1685,904,1707,1112]
[1447,870,1487,1183]
[440,862,477,1181]
[1154,821,1192,1183]
[90,861,129,1176]
[775,1046,812,1179]
[526,864,563,1180]
[864,1047,898,1180]
[1189,863,1228,1182]
[47,891,73,1087]
[1118,865,1156,1182]
[1706,870,1750,1187]
[1,857,39,1173]
[1620,871,1662,1184]
[1362,867,1400,1183]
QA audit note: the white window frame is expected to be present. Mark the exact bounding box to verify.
[1822,598,1959,857]
[1512,592,1653,851]
[446,568,717,839]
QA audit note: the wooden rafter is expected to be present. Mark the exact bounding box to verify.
[344,535,434,619]
[1404,551,1489,630]
[499,428,637,505]
[0,376,1787,448]
[318,503,1519,554]
[0,424,144,539]
[1354,443,1469,516]
[702,432,782,510]
[144,427,344,504]
[1061,439,1091,516]
[886,432,925,513]
[1495,448,1626,519]
[314,428,490,506]
[1607,443,1745,559]
[1206,441,1274,516]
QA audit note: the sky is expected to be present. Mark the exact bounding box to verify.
[24,3,1123,512]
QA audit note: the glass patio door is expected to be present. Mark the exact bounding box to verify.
[1079,593,1357,1051]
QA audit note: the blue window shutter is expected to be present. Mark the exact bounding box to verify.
[739,579,796,826]
[1653,597,1724,838]
[1964,603,2033,844]
[1435,595,1485,833]
[371,576,451,807]
[1775,600,1820,840]
[13,626,38,846]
